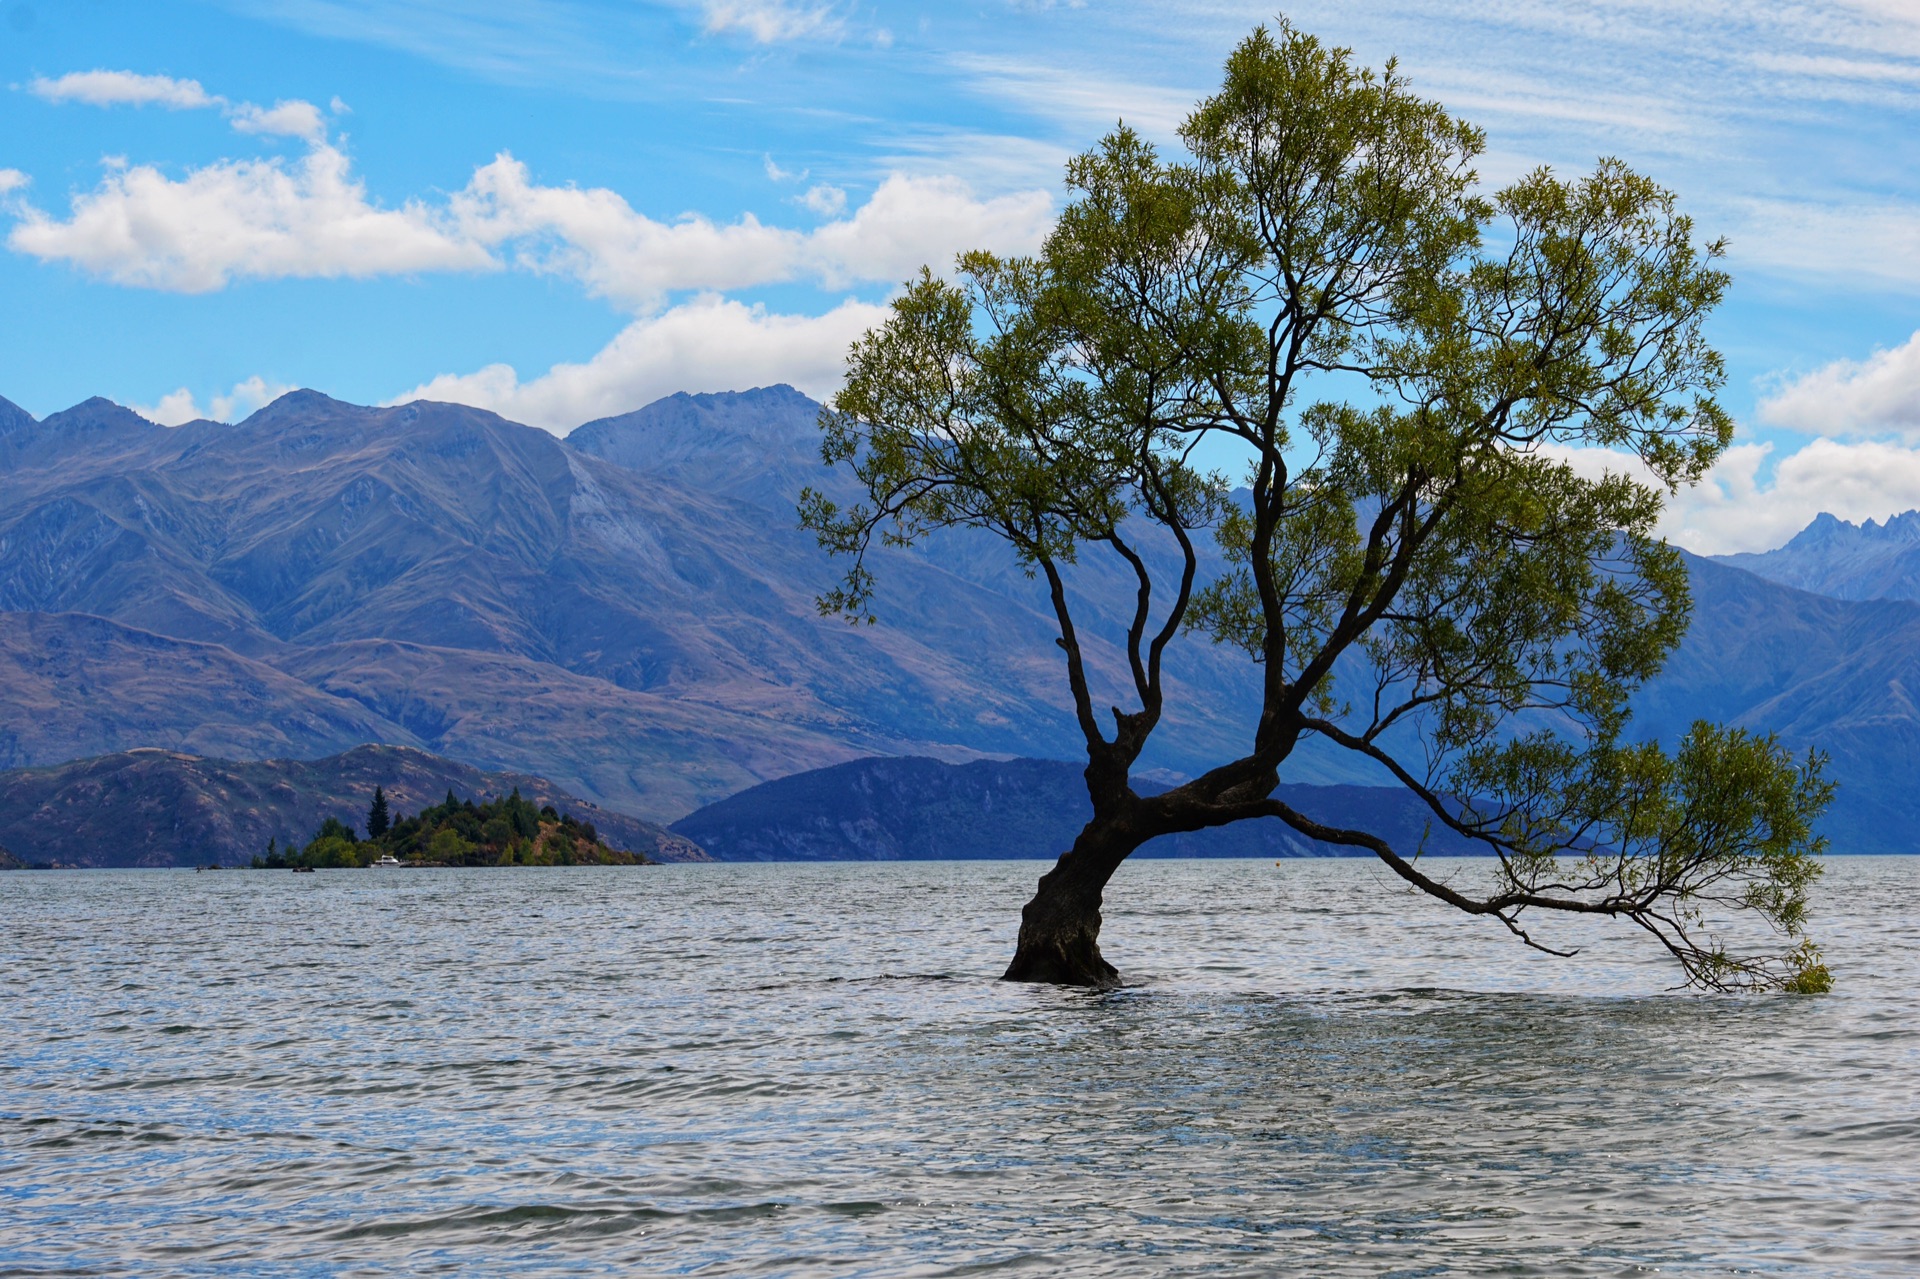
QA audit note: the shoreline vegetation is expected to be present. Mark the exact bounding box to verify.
[251,787,651,870]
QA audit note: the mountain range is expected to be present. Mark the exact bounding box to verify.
[1,384,1917,853]
[1713,511,1920,601]
[0,385,1263,821]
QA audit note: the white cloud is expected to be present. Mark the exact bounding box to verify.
[1541,435,1920,555]
[0,169,27,199]
[798,183,846,216]
[701,0,843,43]
[6,144,493,292]
[128,388,200,427]
[391,294,887,431]
[29,70,222,110]
[1758,330,1920,440]
[29,70,328,142]
[230,99,329,142]
[449,156,1051,308]
[1669,438,1920,553]
[129,376,298,426]
[6,141,1052,302]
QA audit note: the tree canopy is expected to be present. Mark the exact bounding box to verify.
[802,19,1832,992]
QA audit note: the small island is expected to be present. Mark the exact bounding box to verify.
[253,787,651,869]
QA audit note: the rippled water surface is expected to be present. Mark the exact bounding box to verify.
[3,858,1918,1277]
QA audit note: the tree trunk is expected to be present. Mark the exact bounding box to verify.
[1002,818,1144,987]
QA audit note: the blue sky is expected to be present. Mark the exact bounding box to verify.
[2,0,1919,552]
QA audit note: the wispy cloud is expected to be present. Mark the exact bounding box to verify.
[949,55,1198,140]
[1724,199,1920,292]
[700,0,843,44]
[207,0,638,90]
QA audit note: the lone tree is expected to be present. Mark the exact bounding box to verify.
[367,786,391,840]
[803,21,1832,992]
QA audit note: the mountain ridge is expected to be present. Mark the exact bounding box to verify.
[1,384,1916,851]
[1713,509,1920,602]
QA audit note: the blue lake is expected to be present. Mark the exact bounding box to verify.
[2,858,1916,1276]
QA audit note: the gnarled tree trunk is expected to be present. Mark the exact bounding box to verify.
[1002,817,1146,986]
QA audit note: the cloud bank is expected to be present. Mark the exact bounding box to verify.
[6,144,490,291]
[5,139,1052,301]
[3,121,1052,430]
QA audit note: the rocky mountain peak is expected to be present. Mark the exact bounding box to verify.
[0,394,34,436]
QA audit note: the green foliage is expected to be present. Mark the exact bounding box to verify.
[802,18,1829,991]
[367,786,391,839]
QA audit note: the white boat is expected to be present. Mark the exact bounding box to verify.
[371,854,402,867]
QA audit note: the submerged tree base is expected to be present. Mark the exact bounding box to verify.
[1002,935,1120,988]
[1002,852,1125,987]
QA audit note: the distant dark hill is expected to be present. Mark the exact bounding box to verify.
[1713,511,1920,602]
[0,744,709,868]
[671,755,1484,861]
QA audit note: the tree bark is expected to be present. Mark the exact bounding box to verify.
[1002,817,1145,986]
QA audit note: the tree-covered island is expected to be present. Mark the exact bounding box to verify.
[252,787,650,868]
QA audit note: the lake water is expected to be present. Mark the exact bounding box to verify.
[2,858,1917,1277]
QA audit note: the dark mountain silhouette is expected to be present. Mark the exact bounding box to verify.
[0,744,708,868]
[1714,510,1920,602]
[671,755,1484,861]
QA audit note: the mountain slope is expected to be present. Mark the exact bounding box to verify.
[0,386,1275,816]
[1632,553,1920,851]
[0,611,418,770]
[0,744,709,868]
